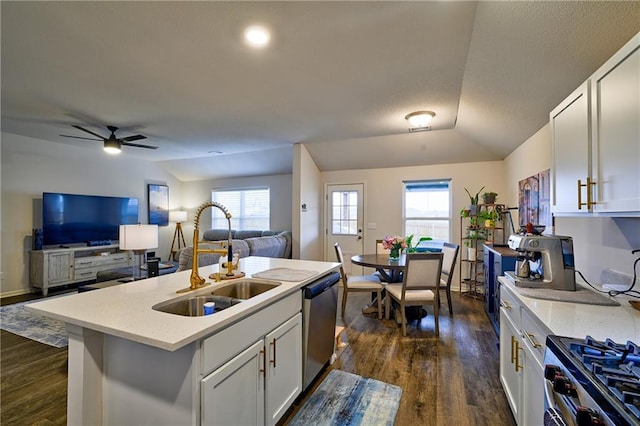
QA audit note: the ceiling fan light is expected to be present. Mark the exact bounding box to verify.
[104,140,121,154]
[405,111,435,130]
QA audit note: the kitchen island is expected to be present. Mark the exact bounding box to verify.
[27,256,341,426]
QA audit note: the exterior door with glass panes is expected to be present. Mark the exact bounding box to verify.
[325,184,364,275]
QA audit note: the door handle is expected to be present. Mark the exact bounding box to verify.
[357,236,362,240]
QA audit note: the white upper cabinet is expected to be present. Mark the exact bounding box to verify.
[551,82,591,214]
[591,34,640,213]
[551,32,640,215]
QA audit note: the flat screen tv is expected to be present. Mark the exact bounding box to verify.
[42,192,139,247]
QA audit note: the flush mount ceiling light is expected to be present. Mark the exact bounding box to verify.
[405,111,435,132]
[103,139,122,154]
[244,25,271,48]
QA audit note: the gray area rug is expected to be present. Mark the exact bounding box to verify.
[0,297,68,347]
[289,370,402,426]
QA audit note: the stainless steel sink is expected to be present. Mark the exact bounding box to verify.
[152,279,280,316]
[153,295,240,317]
[211,280,280,300]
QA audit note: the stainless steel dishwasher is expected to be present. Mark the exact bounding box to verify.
[302,271,340,391]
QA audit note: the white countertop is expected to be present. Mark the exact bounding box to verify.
[499,276,640,343]
[27,257,341,351]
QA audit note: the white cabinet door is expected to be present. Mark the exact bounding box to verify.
[265,313,302,426]
[499,308,522,422]
[551,81,591,214]
[591,34,640,213]
[551,32,640,215]
[521,339,545,426]
[202,340,265,426]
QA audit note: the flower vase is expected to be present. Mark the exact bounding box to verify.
[389,247,400,261]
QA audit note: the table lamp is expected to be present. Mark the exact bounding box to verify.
[168,210,188,261]
[119,224,158,280]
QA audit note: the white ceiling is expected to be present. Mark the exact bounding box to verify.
[2,1,639,181]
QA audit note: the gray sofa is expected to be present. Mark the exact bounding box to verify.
[176,229,292,271]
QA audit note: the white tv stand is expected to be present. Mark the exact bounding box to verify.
[29,244,132,296]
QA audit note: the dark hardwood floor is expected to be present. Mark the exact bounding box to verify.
[1,288,515,426]
[282,290,516,426]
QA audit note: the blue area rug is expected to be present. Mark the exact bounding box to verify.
[0,297,68,348]
[290,370,402,426]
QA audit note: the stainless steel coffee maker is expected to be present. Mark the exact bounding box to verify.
[506,234,577,291]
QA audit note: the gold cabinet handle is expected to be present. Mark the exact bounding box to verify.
[578,177,597,210]
[260,347,266,378]
[515,342,523,372]
[500,300,512,310]
[510,335,517,364]
[269,339,276,367]
[525,332,542,349]
[586,177,596,208]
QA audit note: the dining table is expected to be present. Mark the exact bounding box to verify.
[350,253,407,283]
[351,253,428,321]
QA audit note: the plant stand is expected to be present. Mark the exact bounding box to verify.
[459,204,507,300]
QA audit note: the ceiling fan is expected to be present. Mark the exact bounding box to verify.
[60,125,158,154]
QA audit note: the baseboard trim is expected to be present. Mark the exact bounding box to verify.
[1,288,33,299]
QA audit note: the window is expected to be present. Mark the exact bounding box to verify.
[211,188,270,230]
[403,180,451,241]
[331,190,358,235]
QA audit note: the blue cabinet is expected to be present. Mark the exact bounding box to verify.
[483,244,517,335]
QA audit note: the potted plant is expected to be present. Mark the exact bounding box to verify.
[482,191,498,204]
[464,186,485,215]
[405,235,433,253]
[478,209,499,227]
[464,231,486,261]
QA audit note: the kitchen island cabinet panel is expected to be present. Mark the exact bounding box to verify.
[27,257,340,426]
[202,340,264,426]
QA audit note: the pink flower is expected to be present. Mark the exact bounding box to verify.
[382,235,408,250]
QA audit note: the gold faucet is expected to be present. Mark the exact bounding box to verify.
[178,201,235,293]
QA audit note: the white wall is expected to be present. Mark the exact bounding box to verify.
[321,160,506,289]
[1,133,183,297]
[504,125,640,284]
[293,144,323,260]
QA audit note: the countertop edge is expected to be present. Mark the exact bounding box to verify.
[27,257,342,351]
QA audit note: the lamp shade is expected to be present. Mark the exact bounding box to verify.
[169,210,188,223]
[119,224,158,250]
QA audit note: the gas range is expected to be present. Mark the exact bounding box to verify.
[544,335,640,426]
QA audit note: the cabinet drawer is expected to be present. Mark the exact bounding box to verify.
[74,268,99,281]
[75,253,130,269]
[499,283,520,329]
[202,292,302,375]
[521,308,550,364]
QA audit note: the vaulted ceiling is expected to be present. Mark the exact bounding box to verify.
[2,1,639,181]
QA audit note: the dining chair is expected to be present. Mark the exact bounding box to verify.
[334,243,384,319]
[375,239,389,254]
[440,242,460,315]
[373,239,392,283]
[385,252,443,336]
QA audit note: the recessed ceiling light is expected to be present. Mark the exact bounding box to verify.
[244,25,271,48]
[208,150,223,155]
